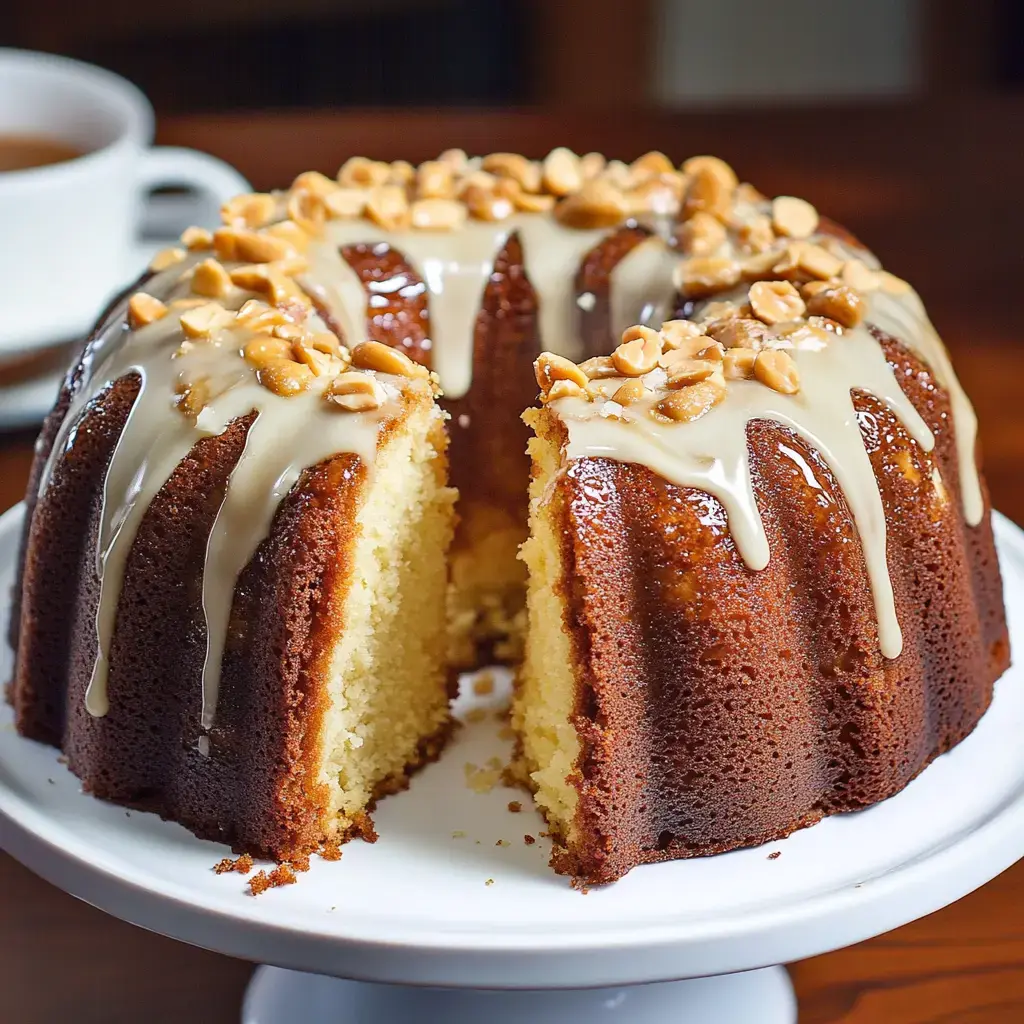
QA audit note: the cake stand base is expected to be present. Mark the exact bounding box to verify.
[242,964,796,1024]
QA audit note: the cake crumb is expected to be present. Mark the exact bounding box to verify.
[214,854,254,875]
[485,878,495,886]
[464,761,502,794]
[768,851,781,860]
[524,834,536,845]
[496,839,510,847]
[249,863,297,895]
[464,708,489,724]
[291,853,311,873]
[350,811,379,844]
[452,830,467,839]
[472,672,495,696]
[320,838,343,862]
[507,801,522,813]
[498,724,515,740]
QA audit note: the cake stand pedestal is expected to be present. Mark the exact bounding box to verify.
[2,502,1024,1024]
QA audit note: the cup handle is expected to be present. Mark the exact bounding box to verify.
[128,147,251,276]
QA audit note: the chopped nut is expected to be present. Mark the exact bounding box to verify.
[292,339,339,376]
[841,259,880,292]
[365,185,411,231]
[308,332,347,360]
[630,150,674,182]
[180,226,213,250]
[263,220,311,253]
[682,156,738,219]
[438,148,470,173]
[535,352,589,393]
[128,292,168,328]
[243,335,294,367]
[389,160,416,186]
[705,317,768,349]
[149,247,186,272]
[739,250,781,278]
[554,180,629,229]
[674,256,742,298]
[417,160,455,200]
[214,227,297,264]
[168,297,208,314]
[677,212,727,257]
[613,325,663,376]
[736,214,776,255]
[337,156,391,189]
[723,347,757,380]
[481,153,541,193]
[325,371,383,411]
[174,375,210,419]
[655,376,727,423]
[513,191,556,213]
[754,350,800,394]
[749,280,806,325]
[191,257,233,299]
[179,302,233,339]
[351,340,422,377]
[542,147,583,196]
[456,170,499,198]
[257,358,315,397]
[579,152,606,180]
[544,379,589,402]
[805,283,864,328]
[627,177,682,217]
[660,319,705,349]
[411,197,467,231]
[775,242,843,281]
[286,189,326,235]
[666,357,718,388]
[578,355,619,380]
[291,170,340,198]
[661,337,722,364]
[324,188,369,219]
[464,184,514,222]
[612,378,646,404]
[221,193,278,229]
[771,196,819,239]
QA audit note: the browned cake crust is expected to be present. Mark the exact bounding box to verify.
[11,307,449,860]
[538,332,1009,885]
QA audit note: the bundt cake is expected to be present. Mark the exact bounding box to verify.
[7,147,1009,882]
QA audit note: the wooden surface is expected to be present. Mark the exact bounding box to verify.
[3,105,1024,1022]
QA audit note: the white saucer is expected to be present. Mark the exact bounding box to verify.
[1,503,1024,998]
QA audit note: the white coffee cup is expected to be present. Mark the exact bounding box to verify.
[0,48,251,357]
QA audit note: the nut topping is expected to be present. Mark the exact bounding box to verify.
[324,188,369,219]
[578,355,619,380]
[678,212,727,257]
[243,336,293,367]
[364,185,411,231]
[674,256,742,298]
[612,378,647,404]
[351,340,424,377]
[191,258,233,299]
[613,326,663,376]
[222,193,278,229]
[257,358,315,396]
[723,347,757,380]
[337,156,391,189]
[179,302,233,340]
[804,283,864,328]
[554,180,629,229]
[535,352,589,393]
[544,379,589,403]
[754,350,800,394]
[411,197,467,231]
[771,196,819,238]
[749,280,806,325]
[655,376,726,422]
[180,226,214,251]
[325,372,384,411]
[128,292,168,328]
[149,247,187,272]
[542,148,583,196]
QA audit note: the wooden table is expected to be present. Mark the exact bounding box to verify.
[2,106,1024,1022]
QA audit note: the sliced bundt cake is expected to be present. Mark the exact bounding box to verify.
[11,254,456,859]
[517,236,1008,884]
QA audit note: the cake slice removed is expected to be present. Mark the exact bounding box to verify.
[313,361,459,848]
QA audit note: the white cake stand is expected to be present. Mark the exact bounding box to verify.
[3,501,1024,1023]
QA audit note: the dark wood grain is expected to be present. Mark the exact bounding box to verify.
[3,104,1024,1022]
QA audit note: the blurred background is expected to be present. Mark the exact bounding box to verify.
[3,0,1023,112]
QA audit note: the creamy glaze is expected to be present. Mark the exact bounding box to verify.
[39,259,409,725]
[41,193,984,725]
